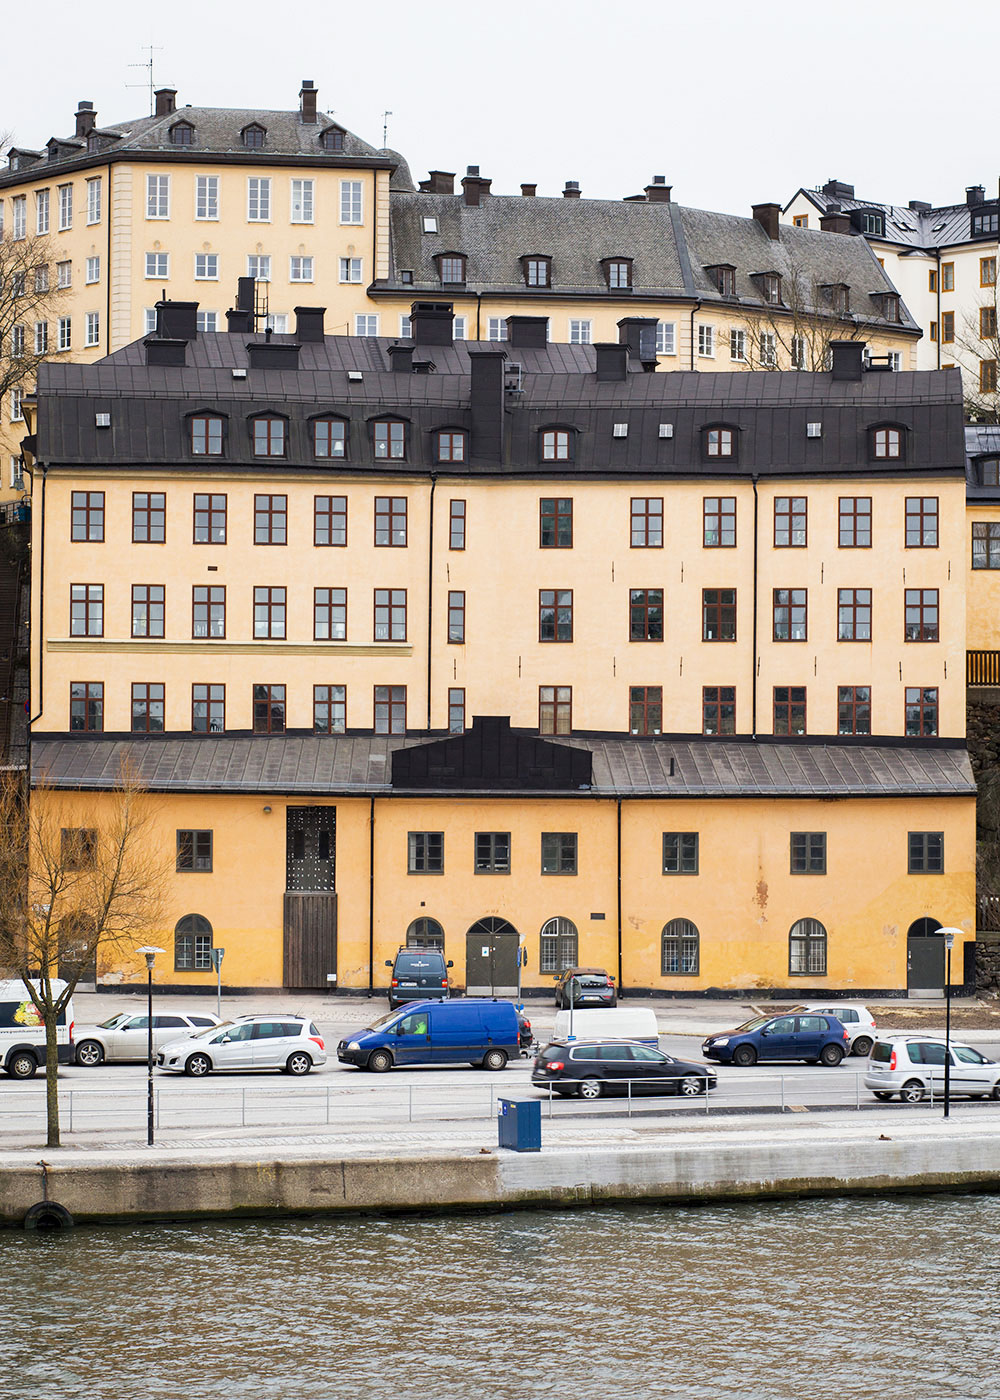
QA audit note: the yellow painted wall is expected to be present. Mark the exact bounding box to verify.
[967,503,1000,650]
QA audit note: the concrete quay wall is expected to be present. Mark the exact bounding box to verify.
[4,1128,1000,1228]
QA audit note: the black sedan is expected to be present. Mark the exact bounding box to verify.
[531,1038,717,1099]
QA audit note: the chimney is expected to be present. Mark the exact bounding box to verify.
[294,305,325,342]
[618,316,658,364]
[299,80,318,124]
[645,176,671,203]
[247,341,301,370]
[154,299,198,340]
[236,277,256,315]
[75,101,96,138]
[563,180,581,199]
[967,184,986,207]
[409,300,455,346]
[830,340,865,381]
[752,203,781,240]
[226,308,253,333]
[388,344,414,373]
[425,170,455,195]
[468,351,506,464]
[595,343,629,381]
[520,183,537,197]
[820,211,852,235]
[154,88,177,117]
[461,165,491,206]
[144,337,187,367]
[908,199,931,212]
[822,178,855,201]
[506,316,549,349]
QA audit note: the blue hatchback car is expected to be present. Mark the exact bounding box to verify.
[702,1013,850,1067]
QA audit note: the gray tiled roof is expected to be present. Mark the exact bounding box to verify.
[31,735,975,799]
[789,187,992,251]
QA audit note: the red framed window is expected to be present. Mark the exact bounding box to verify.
[436,431,467,463]
[905,686,938,736]
[374,588,407,641]
[629,685,662,735]
[314,684,346,734]
[132,584,165,638]
[192,683,225,733]
[69,681,103,732]
[773,588,807,641]
[702,588,736,641]
[773,686,806,735]
[538,685,572,734]
[70,584,103,636]
[313,418,346,458]
[872,426,902,460]
[190,415,224,455]
[774,497,807,547]
[373,420,407,460]
[254,494,287,545]
[702,686,735,735]
[540,497,573,547]
[904,589,939,641]
[131,682,165,733]
[374,684,406,734]
[448,591,465,643]
[253,683,285,733]
[837,685,871,735]
[905,496,938,548]
[192,585,225,639]
[253,586,286,639]
[133,492,166,543]
[194,493,227,544]
[839,496,871,548]
[448,687,465,734]
[375,496,407,546]
[703,497,736,547]
[629,589,663,641]
[837,589,871,641]
[541,430,572,462]
[314,495,347,547]
[314,587,347,641]
[539,590,573,642]
[449,499,466,549]
[252,416,286,457]
[71,491,104,541]
[631,497,663,548]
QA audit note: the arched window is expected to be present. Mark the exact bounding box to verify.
[871,425,904,460]
[540,428,574,463]
[242,123,266,149]
[703,424,736,459]
[175,914,213,970]
[539,917,578,974]
[661,918,699,975]
[406,917,444,950]
[789,917,827,976]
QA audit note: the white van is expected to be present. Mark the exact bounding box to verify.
[553,1007,659,1046]
[0,979,75,1079]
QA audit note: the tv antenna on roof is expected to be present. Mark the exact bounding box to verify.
[382,110,392,147]
[127,44,164,116]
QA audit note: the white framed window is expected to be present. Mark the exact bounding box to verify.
[263,312,288,333]
[56,260,72,288]
[197,311,219,333]
[12,196,26,240]
[291,178,314,223]
[35,189,50,234]
[247,254,270,282]
[399,315,412,338]
[656,321,676,355]
[697,324,715,358]
[759,331,777,367]
[421,215,438,234]
[453,315,467,341]
[10,389,24,422]
[34,265,49,293]
[888,351,902,371]
[791,335,806,370]
[146,174,170,219]
[145,252,169,279]
[339,257,362,283]
[289,256,313,282]
[58,316,71,351]
[196,175,219,220]
[730,329,746,362]
[340,180,362,224]
[11,325,24,358]
[85,312,100,347]
[86,177,101,224]
[58,184,73,230]
[195,253,219,280]
[355,314,379,336]
[487,317,507,342]
[247,177,271,222]
[86,256,100,284]
[569,319,592,345]
[34,321,48,354]
[10,455,23,488]
[144,308,157,335]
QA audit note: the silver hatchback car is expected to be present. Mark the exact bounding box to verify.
[156,1015,326,1077]
[864,1036,1000,1103]
[75,1010,222,1065]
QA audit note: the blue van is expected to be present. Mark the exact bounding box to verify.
[337,998,520,1073]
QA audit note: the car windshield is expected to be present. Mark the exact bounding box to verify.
[731,1017,771,1033]
[367,1010,404,1032]
[190,1020,235,1039]
[97,1013,132,1029]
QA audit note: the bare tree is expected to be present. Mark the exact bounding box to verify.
[0,765,168,1146]
[729,258,883,372]
[951,276,1000,424]
[0,228,70,459]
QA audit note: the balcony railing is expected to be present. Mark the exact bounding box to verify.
[967,650,1000,686]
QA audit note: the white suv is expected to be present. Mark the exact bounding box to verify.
[157,1015,326,1077]
[791,1003,877,1057]
[864,1036,1000,1103]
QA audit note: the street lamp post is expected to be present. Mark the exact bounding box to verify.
[937,927,962,1121]
[137,946,165,1146]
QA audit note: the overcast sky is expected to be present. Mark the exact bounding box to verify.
[6,0,998,216]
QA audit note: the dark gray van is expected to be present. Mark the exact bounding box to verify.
[385,947,453,1009]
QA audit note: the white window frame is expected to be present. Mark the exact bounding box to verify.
[144,252,169,279]
[11,388,24,422]
[146,174,170,220]
[34,321,48,354]
[247,254,270,283]
[58,184,73,230]
[195,175,219,221]
[10,455,23,488]
[291,178,314,224]
[56,260,72,288]
[11,325,24,358]
[340,179,363,225]
[759,331,777,368]
[656,321,676,356]
[399,315,412,338]
[35,188,49,234]
[195,253,219,281]
[289,256,314,282]
[791,335,806,371]
[569,318,592,345]
[247,177,271,223]
[698,324,715,358]
[58,316,72,351]
[86,177,101,225]
[85,312,100,347]
[197,311,219,333]
[263,313,288,334]
[487,317,507,342]
[730,329,746,362]
[453,315,467,341]
[355,314,379,337]
[339,256,362,284]
[12,196,26,240]
[85,256,100,284]
[34,265,49,294]
[144,308,157,335]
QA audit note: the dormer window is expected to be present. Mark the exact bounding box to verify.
[242,123,266,149]
[435,253,466,285]
[522,255,552,288]
[871,292,901,323]
[169,121,194,146]
[540,428,574,463]
[972,208,999,237]
[87,133,102,154]
[823,283,851,315]
[756,272,782,305]
[47,142,60,162]
[858,210,885,237]
[706,264,736,297]
[704,425,736,460]
[320,126,345,152]
[251,414,287,458]
[435,430,468,464]
[373,419,408,460]
[312,416,347,459]
[871,425,904,461]
[602,257,633,290]
[189,413,225,457]
[979,458,1000,486]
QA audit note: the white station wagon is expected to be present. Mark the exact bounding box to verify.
[75,1010,222,1065]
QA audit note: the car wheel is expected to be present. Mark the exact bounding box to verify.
[184,1053,212,1077]
[6,1050,38,1080]
[820,1044,844,1067]
[76,1040,105,1067]
[286,1051,312,1076]
[900,1079,926,1103]
[367,1049,393,1073]
[679,1075,705,1096]
[482,1048,507,1071]
[852,1036,874,1058]
[577,1077,603,1099]
[873,1091,893,1101]
[991,1083,1000,1101]
[733,1044,757,1067]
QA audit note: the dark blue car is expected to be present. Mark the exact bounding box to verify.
[702,1013,850,1067]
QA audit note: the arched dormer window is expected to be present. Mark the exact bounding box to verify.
[250,413,288,458]
[870,422,905,461]
[320,126,345,152]
[540,426,575,463]
[371,417,408,460]
[434,428,468,464]
[702,423,738,460]
[187,410,227,457]
[601,256,633,290]
[311,414,348,459]
[241,123,266,149]
[521,254,552,288]
[169,121,194,146]
[434,252,467,286]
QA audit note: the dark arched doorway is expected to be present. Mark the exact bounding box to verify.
[466,917,519,997]
[907,917,943,995]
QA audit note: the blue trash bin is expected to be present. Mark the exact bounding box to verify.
[497,1097,541,1152]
